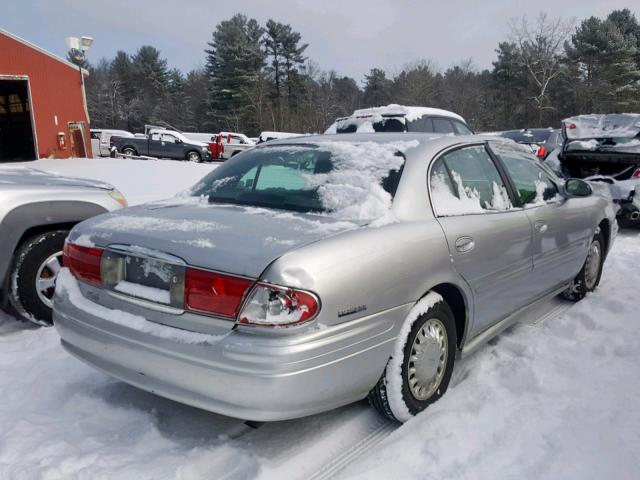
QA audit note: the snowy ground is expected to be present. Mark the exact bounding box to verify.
[0,158,639,479]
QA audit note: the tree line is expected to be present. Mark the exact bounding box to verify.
[80,8,640,135]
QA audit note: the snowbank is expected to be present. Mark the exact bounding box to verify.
[20,158,217,206]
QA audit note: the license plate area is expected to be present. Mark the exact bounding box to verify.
[101,249,185,309]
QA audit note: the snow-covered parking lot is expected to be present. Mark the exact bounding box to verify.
[0,158,639,479]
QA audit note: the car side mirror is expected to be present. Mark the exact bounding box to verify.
[565,178,592,197]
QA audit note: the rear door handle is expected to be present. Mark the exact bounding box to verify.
[534,222,548,233]
[455,236,475,253]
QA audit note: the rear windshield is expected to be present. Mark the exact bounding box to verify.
[192,143,410,219]
[336,116,406,134]
[499,130,552,144]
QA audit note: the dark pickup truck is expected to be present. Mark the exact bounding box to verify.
[110,129,213,163]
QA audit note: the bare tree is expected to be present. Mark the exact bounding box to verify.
[509,13,575,122]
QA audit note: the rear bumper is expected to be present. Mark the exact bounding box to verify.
[53,288,407,421]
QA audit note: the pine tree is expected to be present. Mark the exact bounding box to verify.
[205,14,265,133]
[363,69,393,107]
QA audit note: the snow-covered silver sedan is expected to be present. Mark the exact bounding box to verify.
[53,133,616,422]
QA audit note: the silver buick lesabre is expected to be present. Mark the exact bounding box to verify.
[53,133,616,422]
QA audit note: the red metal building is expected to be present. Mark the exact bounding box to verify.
[0,28,92,161]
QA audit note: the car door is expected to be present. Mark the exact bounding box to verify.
[160,133,183,159]
[489,141,594,293]
[430,143,534,335]
[147,132,163,157]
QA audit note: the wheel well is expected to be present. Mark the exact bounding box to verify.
[598,218,611,256]
[430,283,467,349]
[15,223,75,252]
[122,145,137,154]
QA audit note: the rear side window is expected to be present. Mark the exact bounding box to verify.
[490,142,558,206]
[453,121,473,135]
[433,118,455,134]
[430,145,512,216]
[407,116,434,133]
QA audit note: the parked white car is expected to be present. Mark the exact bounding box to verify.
[325,104,472,135]
[90,129,134,157]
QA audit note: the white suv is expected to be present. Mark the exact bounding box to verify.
[325,104,473,135]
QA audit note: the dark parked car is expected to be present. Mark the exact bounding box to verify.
[495,128,555,155]
[111,129,212,163]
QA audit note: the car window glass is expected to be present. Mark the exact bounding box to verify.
[453,121,473,135]
[433,118,455,134]
[161,134,177,143]
[430,145,512,216]
[407,116,434,133]
[150,133,161,141]
[490,142,558,205]
[90,131,100,140]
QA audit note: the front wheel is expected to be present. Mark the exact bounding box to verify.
[561,231,604,302]
[9,230,68,326]
[187,151,202,163]
[368,295,457,422]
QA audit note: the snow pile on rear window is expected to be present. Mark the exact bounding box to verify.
[312,140,418,220]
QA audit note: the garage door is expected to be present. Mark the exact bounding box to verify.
[0,79,36,162]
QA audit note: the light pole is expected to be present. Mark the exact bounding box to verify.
[65,36,93,122]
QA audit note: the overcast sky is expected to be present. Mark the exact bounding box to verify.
[3,0,638,82]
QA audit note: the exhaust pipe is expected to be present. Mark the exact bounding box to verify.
[630,211,640,221]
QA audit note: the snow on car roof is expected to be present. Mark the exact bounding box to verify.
[349,104,465,123]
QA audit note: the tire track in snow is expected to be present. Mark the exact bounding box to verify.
[308,416,397,480]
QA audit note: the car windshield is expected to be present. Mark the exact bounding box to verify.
[192,143,409,219]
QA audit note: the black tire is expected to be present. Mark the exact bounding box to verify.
[122,147,136,157]
[9,230,68,326]
[368,299,457,422]
[186,151,202,163]
[561,231,605,302]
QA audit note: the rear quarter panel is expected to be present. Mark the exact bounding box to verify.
[261,220,472,330]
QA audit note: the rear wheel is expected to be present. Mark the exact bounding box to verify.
[187,151,202,163]
[122,147,136,157]
[9,230,68,326]
[368,297,456,422]
[561,231,604,302]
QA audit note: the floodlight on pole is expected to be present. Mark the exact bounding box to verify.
[65,35,94,142]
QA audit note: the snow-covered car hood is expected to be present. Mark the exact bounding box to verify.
[68,201,361,278]
[0,166,114,190]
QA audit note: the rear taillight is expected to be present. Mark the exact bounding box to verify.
[238,283,319,327]
[565,122,577,129]
[536,145,547,159]
[632,168,640,178]
[184,268,253,317]
[63,243,103,286]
